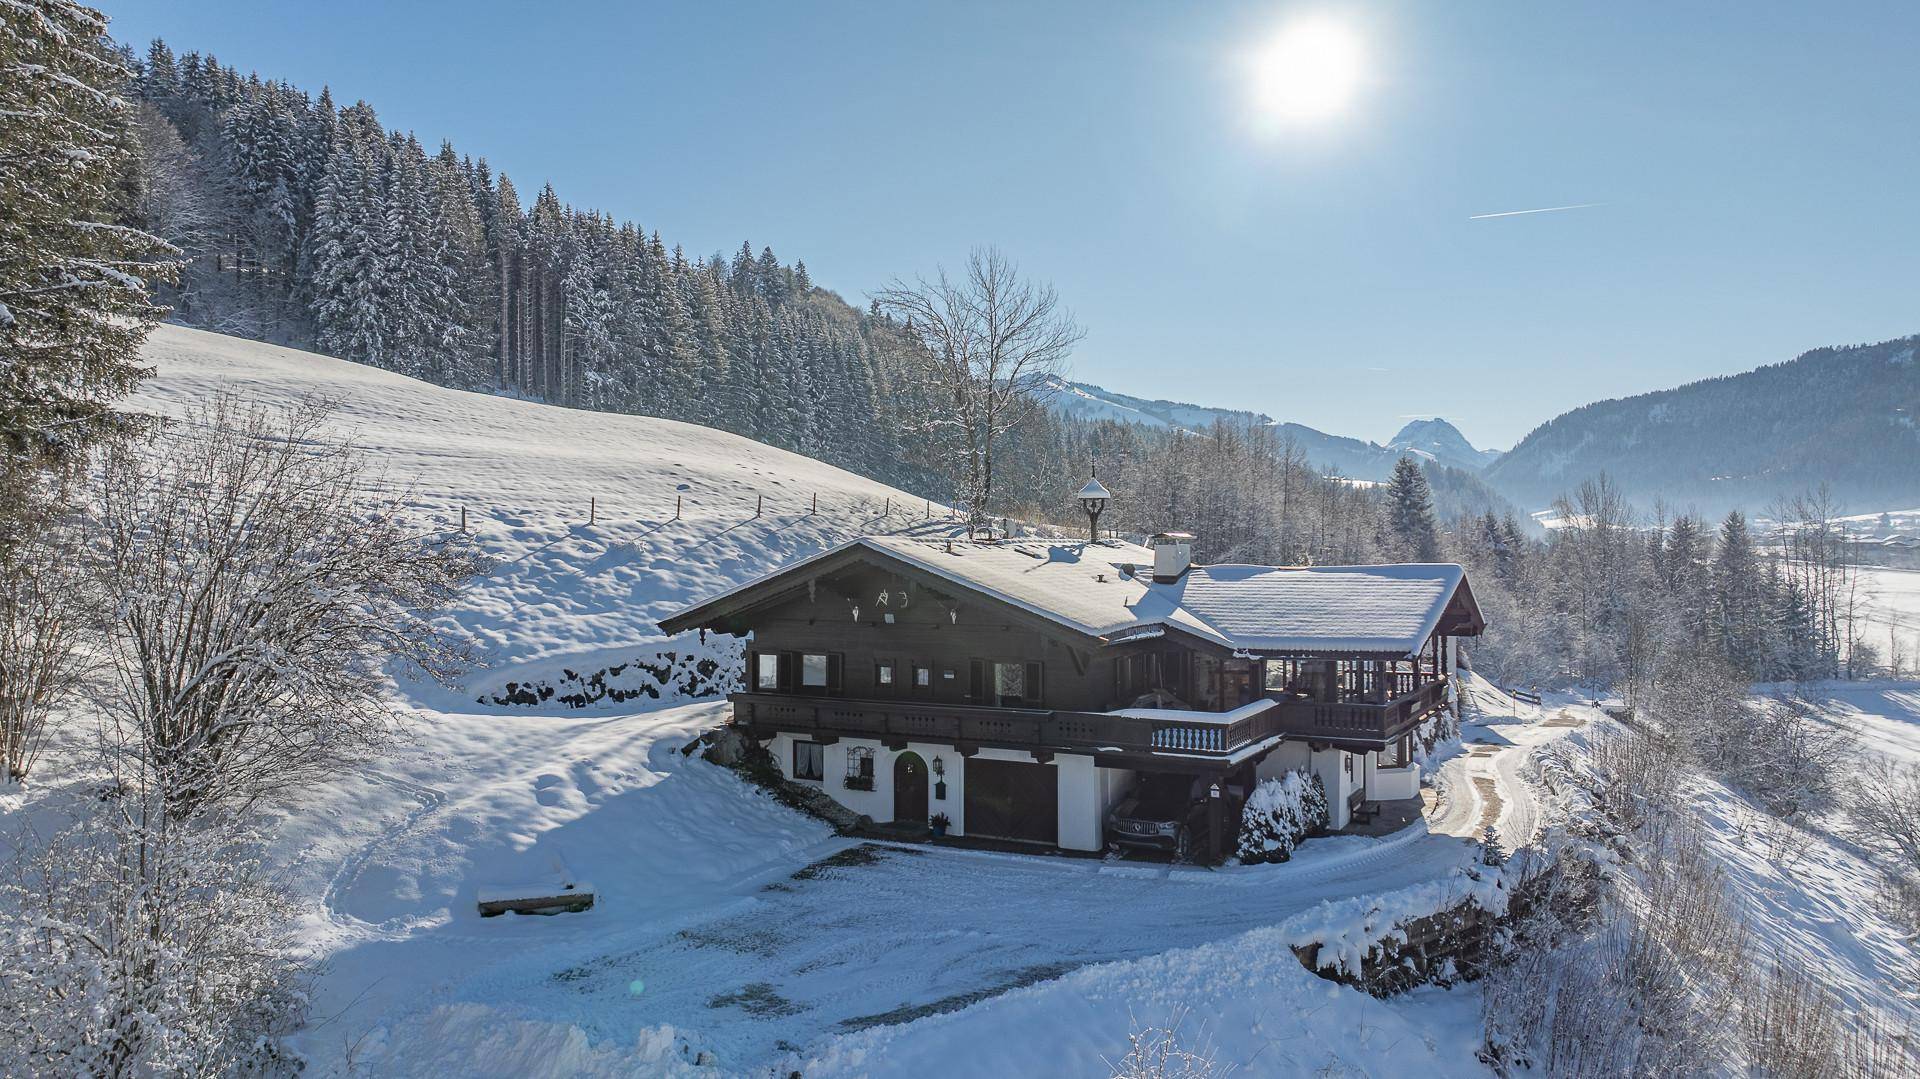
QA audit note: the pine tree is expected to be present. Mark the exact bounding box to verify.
[1713,510,1773,676]
[1384,456,1442,561]
[1,1,176,515]
[309,138,386,365]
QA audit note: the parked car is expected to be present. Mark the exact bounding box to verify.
[1106,774,1245,860]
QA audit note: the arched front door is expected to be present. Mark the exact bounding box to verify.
[893,751,929,826]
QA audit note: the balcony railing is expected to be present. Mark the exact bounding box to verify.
[731,678,1448,761]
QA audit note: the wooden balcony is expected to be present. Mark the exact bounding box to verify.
[730,679,1449,766]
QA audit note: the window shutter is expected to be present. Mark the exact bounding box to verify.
[827,653,843,693]
[745,652,759,690]
[969,659,986,702]
[1026,662,1043,706]
[778,651,795,692]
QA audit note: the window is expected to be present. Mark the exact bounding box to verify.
[793,652,841,695]
[876,662,895,688]
[914,666,930,687]
[994,661,1026,703]
[755,653,780,691]
[845,746,875,791]
[792,740,824,781]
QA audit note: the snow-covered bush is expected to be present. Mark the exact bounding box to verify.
[1235,771,1327,864]
[0,797,307,1075]
[1106,1010,1217,1079]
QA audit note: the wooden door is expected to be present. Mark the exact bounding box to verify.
[893,752,929,825]
[963,758,1057,844]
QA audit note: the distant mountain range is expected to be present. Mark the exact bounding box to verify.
[1483,334,1920,517]
[1042,377,1503,480]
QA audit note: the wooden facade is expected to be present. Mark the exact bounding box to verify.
[662,544,1482,775]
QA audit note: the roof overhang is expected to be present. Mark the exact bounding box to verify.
[656,538,1114,647]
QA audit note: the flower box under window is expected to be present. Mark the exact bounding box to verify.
[844,746,875,791]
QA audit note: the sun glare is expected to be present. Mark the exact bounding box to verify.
[1249,16,1365,127]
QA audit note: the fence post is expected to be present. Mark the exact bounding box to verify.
[756,494,763,517]
[925,499,931,519]
[459,505,466,533]
[675,494,682,520]
[812,492,818,515]
[589,496,596,525]
[884,496,890,516]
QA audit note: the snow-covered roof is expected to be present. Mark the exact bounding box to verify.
[1076,477,1112,500]
[665,535,1479,657]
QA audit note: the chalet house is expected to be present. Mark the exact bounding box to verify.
[659,531,1484,860]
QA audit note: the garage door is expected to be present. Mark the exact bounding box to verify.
[964,758,1057,844]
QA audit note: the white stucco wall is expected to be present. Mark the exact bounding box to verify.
[1055,754,1102,852]
[764,735,1130,850]
[1097,767,1136,816]
[1373,763,1421,800]
[1310,745,1359,829]
[1255,741,1312,783]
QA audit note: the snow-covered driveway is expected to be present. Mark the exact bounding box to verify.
[289,680,1571,1075]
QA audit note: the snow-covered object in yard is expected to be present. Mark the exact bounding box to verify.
[1236,770,1328,863]
[666,534,1481,657]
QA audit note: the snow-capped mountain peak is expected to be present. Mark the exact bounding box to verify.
[1386,417,1503,472]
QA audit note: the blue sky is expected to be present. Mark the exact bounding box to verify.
[107,1,1920,449]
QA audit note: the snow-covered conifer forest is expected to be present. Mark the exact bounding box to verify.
[3,2,1918,1075]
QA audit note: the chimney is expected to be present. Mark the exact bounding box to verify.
[1148,531,1194,583]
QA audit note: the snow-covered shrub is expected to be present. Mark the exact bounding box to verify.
[1478,824,1507,867]
[1106,1009,1217,1079]
[0,798,307,1075]
[1235,771,1327,864]
[1645,661,1853,820]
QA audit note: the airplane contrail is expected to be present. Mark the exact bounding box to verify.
[1468,202,1604,220]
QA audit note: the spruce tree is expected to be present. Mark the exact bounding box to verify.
[1384,456,1442,561]
[1,1,175,517]
[1713,510,1772,676]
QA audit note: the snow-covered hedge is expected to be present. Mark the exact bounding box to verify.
[1236,771,1328,864]
[478,640,743,710]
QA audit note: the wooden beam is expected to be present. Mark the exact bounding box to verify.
[954,743,980,757]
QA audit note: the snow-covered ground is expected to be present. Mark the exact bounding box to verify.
[1856,565,1920,666]
[45,328,1592,1075]
[280,676,1570,1076]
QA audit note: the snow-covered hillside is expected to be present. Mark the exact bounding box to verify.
[128,325,952,711]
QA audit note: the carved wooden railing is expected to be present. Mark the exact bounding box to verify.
[731,678,1449,759]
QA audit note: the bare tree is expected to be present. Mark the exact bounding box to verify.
[90,395,484,816]
[1851,759,1920,873]
[0,508,90,783]
[874,247,1082,533]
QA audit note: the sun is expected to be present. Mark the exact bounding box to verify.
[1248,16,1366,127]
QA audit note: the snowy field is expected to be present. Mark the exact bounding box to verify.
[1856,564,1920,665]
